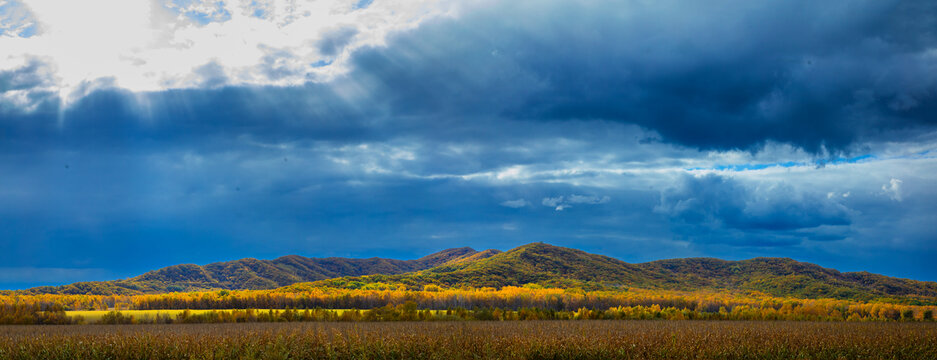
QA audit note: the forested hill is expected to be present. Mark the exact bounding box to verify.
[17,243,937,302]
[20,247,496,295]
[638,257,937,301]
[293,243,937,303]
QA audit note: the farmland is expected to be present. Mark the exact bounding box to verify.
[2,321,936,359]
[63,309,347,323]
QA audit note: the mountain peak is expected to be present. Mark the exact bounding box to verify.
[513,242,558,251]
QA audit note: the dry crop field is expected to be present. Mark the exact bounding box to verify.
[1,320,936,359]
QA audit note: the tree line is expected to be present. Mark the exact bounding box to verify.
[2,286,935,324]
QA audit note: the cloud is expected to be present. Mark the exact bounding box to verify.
[0,0,452,95]
[500,199,529,208]
[191,61,228,88]
[317,26,359,57]
[164,0,231,25]
[0,0,39,38]
[2,0,936,153]
[657,174,852,245]
[568,194,611,205]
[882,178,903,201]
[342,0,937,152]
[0,58,54,91]
[542,194,611,211]
[542,196,564,210]
[0,57,59,112]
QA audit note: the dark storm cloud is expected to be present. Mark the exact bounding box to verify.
[348,0,937,152]
[656,174,852,245]
[0,83,375,154]
[5,0,936,154]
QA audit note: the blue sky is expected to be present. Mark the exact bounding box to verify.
[1,0,936,289]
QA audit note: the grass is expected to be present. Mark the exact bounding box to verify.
[1,321,935,359]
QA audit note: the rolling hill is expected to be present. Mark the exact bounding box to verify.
[291,243,937,302]
[20,247,492,295]
[17,243,937,303]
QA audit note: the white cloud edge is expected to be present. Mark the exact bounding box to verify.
[0,0,457,104]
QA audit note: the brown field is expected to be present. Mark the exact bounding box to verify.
[1,320,936,359]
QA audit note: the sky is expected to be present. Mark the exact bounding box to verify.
[1,0,936,289]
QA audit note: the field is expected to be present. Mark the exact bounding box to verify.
[63,309,470,324]
[66,309,224,323]
[1,321,936,359]
[64,309,355,323]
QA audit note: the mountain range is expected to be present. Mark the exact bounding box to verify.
[16,243,937,303]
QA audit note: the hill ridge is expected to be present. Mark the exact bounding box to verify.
[17,243,937,303]
[292,243,937,302]
[23,247,479,295]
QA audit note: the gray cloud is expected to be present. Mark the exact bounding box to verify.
[657,174,852,245]
[542,195,611,211]
[317,26,359,57]
[4,0,936,154]
[882,178,903,201]
[0,58,58,112]
[0,58,53,92]
[345,0,937,153]
[568,195,611,205]
[192,61,228,88]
